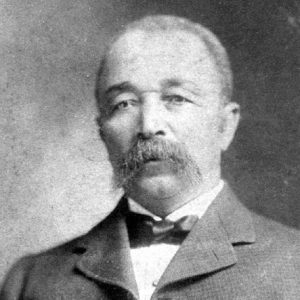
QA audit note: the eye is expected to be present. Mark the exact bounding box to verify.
[109,99,138,114]
[114,101,129,111]
[163,95,191,105]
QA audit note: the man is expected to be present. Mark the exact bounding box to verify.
[1,15,299,300]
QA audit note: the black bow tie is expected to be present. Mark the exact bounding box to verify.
[126,211,198,248]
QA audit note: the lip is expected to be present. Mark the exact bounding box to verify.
[140,159,170,176]
[144,159,162,164]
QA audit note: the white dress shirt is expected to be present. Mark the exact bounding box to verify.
[128,180,224,300]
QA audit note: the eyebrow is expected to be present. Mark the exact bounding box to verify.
[162,78,203,96]
[104,78,203,98]
[104,82,137,97]
[162,78,183,88]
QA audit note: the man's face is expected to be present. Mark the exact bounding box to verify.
[98,30,238,199]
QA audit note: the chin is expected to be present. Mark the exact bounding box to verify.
[132,174,181,199]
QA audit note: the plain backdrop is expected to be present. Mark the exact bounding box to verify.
[0,0,299,283]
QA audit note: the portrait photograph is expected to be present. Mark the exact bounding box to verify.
[0,0,299,299]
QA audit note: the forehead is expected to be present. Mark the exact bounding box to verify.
[101,29,221,92]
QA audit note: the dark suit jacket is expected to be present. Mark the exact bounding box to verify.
[1,184,299,299]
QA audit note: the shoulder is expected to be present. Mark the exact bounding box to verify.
[0,232,90,299]
[252,212,299,249]
[1,203,123,295]
[239,211,300,280]
[0,255,34,299]
[231,210,300,298]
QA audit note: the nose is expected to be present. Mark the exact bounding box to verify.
[137,93,167,140]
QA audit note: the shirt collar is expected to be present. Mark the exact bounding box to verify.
[128,180,224,221]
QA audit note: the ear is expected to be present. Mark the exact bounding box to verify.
[219,102,240,151]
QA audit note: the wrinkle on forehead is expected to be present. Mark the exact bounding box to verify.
[98,29,224,103]
[105,30,220,83]
[109,29,213,66]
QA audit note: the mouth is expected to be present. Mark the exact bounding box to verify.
[144,158,162,164]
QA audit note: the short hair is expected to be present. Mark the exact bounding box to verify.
[95,15,233,107]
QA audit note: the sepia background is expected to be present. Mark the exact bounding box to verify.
[0,0,299,283]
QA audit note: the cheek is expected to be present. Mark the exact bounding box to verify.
[101,118,136,156]
[174,111,220,140]
[173,113,221,156]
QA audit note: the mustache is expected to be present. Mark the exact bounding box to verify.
[113,137,201,189]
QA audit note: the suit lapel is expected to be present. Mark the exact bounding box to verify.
[74,200,139,299]
[156,183,256,290]
[72,184,255,298]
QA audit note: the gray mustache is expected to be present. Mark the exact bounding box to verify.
[120,138,191,173]
[113,138,202,189]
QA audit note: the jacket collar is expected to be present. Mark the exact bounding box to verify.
[156,183,255,289]
[74,183,255,297]
[74,200,139,299]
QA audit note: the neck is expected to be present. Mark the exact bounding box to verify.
[125,173,221,218]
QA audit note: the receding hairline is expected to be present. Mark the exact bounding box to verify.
[95,15,233,105]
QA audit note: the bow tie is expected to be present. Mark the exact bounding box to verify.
[126,211,198,248]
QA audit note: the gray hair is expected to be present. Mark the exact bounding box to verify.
[95,15,233,106]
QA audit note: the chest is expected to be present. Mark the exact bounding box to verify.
[22,262,285,300]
